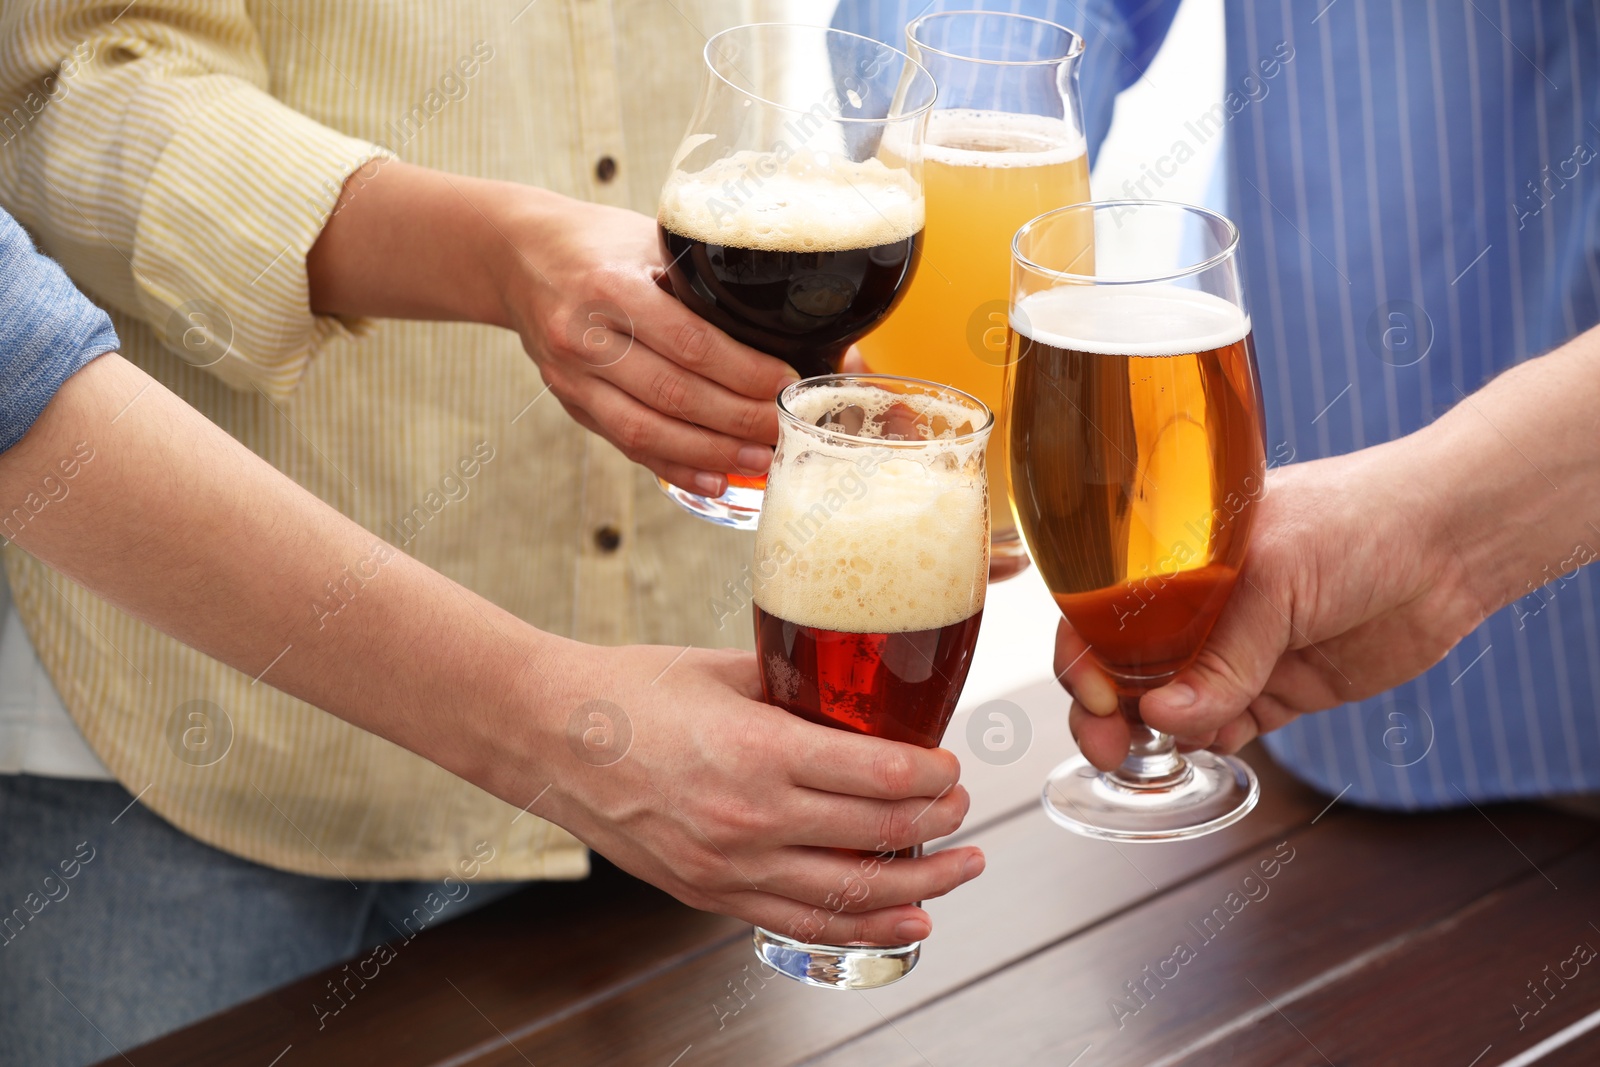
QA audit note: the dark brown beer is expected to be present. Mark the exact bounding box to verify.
[658,225,921,380]
[658,151,926,381]
[1007,285,1265,687]
[754,605,983,748]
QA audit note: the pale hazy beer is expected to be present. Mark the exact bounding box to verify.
[863,15,1092,574]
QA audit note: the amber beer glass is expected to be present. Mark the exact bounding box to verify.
[751,374,991,989]
[655,25,937,529]
[865,12,1091,580]
[1007,201,1266,841]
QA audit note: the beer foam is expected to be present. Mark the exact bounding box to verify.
[782,382,985,442]
[920,109,1087,169]
[1012,285,1251,357]
[754,385,989,633]
[658,151,923,252]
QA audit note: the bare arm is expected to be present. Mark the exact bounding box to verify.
[2,352,981,940]
[305,160,794,495]
[1061,325,1600,764]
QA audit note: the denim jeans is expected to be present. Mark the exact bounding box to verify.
[0,774,525,1066]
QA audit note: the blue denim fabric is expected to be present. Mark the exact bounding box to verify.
[0,208,119,455]
[0,775,525,1066]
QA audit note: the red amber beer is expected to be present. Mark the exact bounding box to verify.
[751,373,991,991]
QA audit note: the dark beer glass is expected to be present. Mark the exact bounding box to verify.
[752,374,991,989]
[1007,201,1266,841]
[655,24,937,529]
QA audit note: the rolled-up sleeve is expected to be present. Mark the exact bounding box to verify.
[0,2,392,398]
[0,207,118,454]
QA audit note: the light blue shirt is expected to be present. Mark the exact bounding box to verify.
[0,207,118,455]
[835,0,1600,808]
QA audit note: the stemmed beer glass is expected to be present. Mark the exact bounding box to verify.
[752,374,991,988]
[1006,201,1266,841]
[655,25,937,529]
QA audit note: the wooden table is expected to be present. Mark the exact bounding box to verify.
[111,680,1600,1066]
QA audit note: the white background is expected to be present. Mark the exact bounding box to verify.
[781,0,1228,713]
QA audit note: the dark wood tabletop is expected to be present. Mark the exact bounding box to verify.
[108,680,1600,1066]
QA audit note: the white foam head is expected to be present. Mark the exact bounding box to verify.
[1012,285,1250,357]
[658,151,923,253]
[753,385,989,634]
[920,108,1087,169]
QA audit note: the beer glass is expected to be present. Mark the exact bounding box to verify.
[655,25,937,529]
[752,374,990,988]
[864,11,1090,581]
[1007,201,1265,841]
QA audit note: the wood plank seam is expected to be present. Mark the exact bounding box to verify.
[432,925,755,1066]
[792,814,1335,1067]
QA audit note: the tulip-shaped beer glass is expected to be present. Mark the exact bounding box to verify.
[752,374,991,987]
[656,25,937,528]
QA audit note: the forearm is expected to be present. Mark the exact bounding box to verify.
[0,353,568,790]
[1413,324,1600,613]
[307,160,557,330]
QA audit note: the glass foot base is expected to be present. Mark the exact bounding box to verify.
[753,926,919,989]
[657,477,763,530]
[1042,750,1260,842]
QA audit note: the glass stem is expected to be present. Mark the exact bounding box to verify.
[1110,692,1189,788]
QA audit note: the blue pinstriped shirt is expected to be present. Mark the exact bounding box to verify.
[835,0,1600,809]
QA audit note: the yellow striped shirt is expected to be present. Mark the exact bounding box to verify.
[0,0,769,880]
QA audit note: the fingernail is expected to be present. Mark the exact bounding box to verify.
[1078,673,1119,717]
[775,369,802,396]
[895,918,929,942]
[962,852,985,880]
[693,472,725,495]
[737,445,772,473]
[1156,683,1196,708]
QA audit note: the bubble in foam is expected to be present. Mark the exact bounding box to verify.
[784,383,985,443]
[658,151,923,253]
[1012,285,1251,358]
[753,397,989,634]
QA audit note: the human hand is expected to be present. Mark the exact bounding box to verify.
[528,643,984,945]
[499,194,800,495]
[1058,441,1488,770]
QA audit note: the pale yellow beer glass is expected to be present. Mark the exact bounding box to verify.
[867,11,1090,580]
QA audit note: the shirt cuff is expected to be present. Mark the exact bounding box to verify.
[0,211,120,455]
[130,80,394,399]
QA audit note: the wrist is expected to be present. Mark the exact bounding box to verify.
[485,183,594,339]
[1405,394,1564,618]
[455,624,598,806]
[308,162,524,329]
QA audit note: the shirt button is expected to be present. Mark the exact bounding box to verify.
[594,525,622,553]
[595,155,618,183]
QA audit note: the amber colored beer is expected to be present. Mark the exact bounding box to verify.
[753,380,989,749]
[866,110,1090,553]
[1007,285,1265,685]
